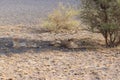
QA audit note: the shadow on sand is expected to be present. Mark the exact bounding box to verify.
[0,37,104,55]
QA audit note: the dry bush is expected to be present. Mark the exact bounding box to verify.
[42,3,80,33]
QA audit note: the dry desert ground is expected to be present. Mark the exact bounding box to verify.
[0,26,119,80]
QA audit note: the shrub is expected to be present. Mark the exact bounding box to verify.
[80,0,120,47]
[42,3,80,33]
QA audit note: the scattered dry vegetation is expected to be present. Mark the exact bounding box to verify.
[0,1,119,80]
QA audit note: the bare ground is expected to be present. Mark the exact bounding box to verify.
[0,26,119,80]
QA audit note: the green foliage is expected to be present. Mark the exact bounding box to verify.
[81,0,120,47]
[42,3,80,33]
[117,0,120,4]
[101,23,119,30]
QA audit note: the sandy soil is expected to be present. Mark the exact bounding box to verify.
[0,26,119,80]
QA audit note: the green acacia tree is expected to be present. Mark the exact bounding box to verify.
[80,0,120,47]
